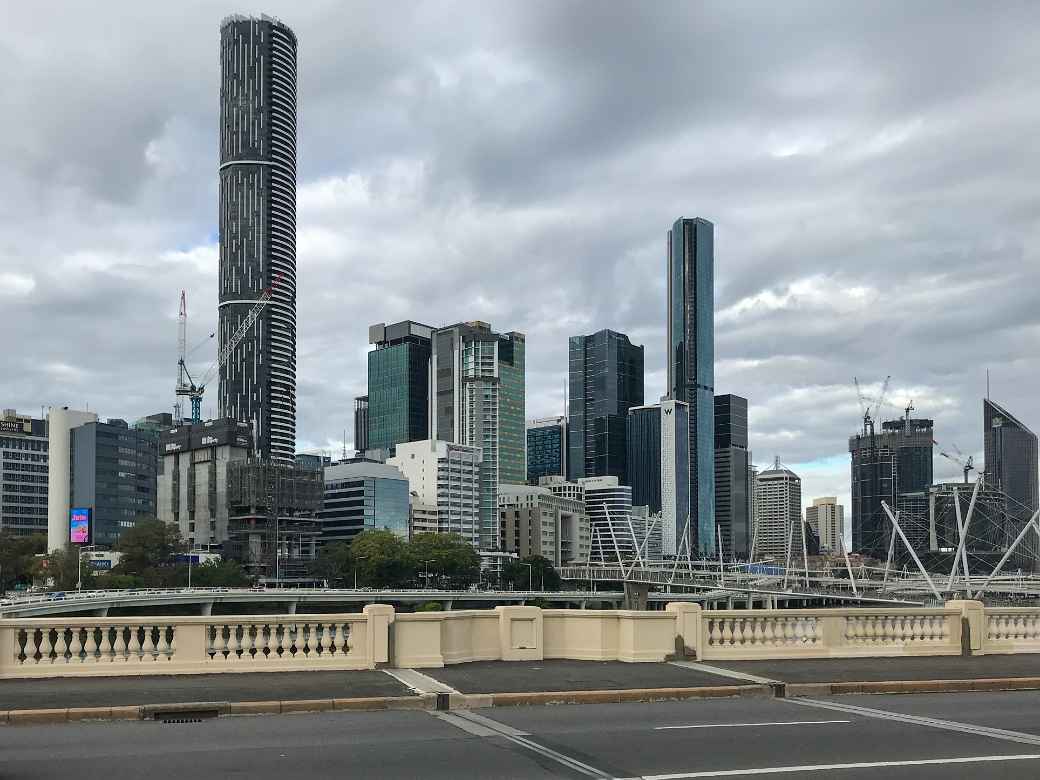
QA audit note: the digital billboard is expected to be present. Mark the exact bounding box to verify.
[69,507,92,545]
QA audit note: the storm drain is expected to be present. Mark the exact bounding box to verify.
[154,708,220,724]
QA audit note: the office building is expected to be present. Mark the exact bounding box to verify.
[667,217,715,555]
[631,505,663,560]
[294,453,331,471]
[317,459,409,545]
[805,497,844,553]
[409,497,440,538]
[70,418,160,548]
[157,419,254,548]
[984,398,1039,528]
[498,484,588,566]
[389,439,482,548]
[539,475,586,505]
[715,394,752,559]
[568,329,644,482]
[431,322,525,549]
[47,407,97,550]
[133,413,174,434]
[0,410,48,537]
[218,15,299,464]
[527,416,567,484]
[753,459,803,560]
[849,413,933,559]
[367,321,434,453]
[628,400,692,558]
[580,476,637,562]
[354,396,369,453]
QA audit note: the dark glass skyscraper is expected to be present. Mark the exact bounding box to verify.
[626,405,662,513]
[984,398,1039,530]
[667,217,715,556]
[366,321,433,454]
[218,15,298,464]
[715,394,751,560]
[527,417,567,484]
[568,329,644,483]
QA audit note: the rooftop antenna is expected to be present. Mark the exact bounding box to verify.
[986,369,991,400]
[342,429,347,460]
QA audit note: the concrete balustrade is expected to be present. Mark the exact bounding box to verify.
[3,601,1038,679]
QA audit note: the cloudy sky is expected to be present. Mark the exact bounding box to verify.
[2,1,1038,513]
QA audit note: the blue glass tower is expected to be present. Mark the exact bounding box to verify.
[667,217,715,556]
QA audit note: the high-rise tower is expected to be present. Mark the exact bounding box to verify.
[218,15,298,463]
[667,217,715,556]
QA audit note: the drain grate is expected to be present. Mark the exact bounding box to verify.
[154,708,220,724]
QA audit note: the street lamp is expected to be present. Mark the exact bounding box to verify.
[423,559,435,588]
[354,555,368,590]
[76,545,96,592]
[522,562,533,592]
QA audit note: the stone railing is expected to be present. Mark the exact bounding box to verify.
[982,608,1040,654]
[0,605,392,679]
[3,601,1038,678]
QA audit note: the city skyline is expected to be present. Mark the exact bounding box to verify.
[2,2,1038,517]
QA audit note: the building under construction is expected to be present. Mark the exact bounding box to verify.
[849,414,934,559]
[225,460,322,579]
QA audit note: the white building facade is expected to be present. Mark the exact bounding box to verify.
[753,460,803,560]
[805,496,845,552]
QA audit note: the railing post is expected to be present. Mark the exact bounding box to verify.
[0,623,15,675]
[946,600,986,656]
[363,604,395,668]
[175,621,210,671]
[665,602,702,660]
[495,606,543,661]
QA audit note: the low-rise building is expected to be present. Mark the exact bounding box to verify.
[389,440,482,548]
[498,484,588,566]
[409,494,440,538]
[579,476,637,563]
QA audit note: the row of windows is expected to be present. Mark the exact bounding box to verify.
[3,451,46,463]
[0,437,47,452]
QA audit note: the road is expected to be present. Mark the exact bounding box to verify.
[5,691,1040,778]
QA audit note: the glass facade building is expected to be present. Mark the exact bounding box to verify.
[568,329,644,483]
[0,412,48,537]
[367,321,434,454]
[527,416,567,484]
[316,459,410,545]
[218,16,298,464]
[984,399,1039,556]
[714,394,751,560]
[70,419,159,547]
[627,405,662,514]
[667,217,715,555]
[431,322,526,549]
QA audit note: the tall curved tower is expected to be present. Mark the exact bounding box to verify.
[218,15,297,463]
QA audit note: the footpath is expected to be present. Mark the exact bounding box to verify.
[2,656,1039,724]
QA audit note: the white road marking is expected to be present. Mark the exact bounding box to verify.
[639,753,1040,778]
[786,697,1040,747]
[669,662,780,686]
[654,720,850,731]
[453,709,529,736]
[430,711,500,737]
[383,667,458,694]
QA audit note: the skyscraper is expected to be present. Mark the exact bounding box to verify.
[218,15,298,464]
[431,322,525,549]
[626,404,662,513]
[568,329,644,482]
[367,321,434,454]
[579,476,637,563]
[714,394,752,559]
[667,217,715,556]
[849,413,933,558]
[984,398,1039,528]
[805,496,844,553]
[753,459,802,560]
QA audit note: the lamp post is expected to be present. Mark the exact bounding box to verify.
[423,559,435,588]
[354,555,368,590]
[76,545,96,592]
[522,562,533,592]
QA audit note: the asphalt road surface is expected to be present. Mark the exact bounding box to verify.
[5,691,1040,779]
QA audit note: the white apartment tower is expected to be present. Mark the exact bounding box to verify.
[752,459,803,560]
[805,496,844,552]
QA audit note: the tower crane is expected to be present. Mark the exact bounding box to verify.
[175,276,280,425]
[853,375,890,436]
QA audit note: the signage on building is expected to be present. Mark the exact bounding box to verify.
[89,558,112,570]
[0,419,28,434]
[70,507,92,545]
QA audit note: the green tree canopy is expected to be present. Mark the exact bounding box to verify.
[0,532,45,592]
[349,530,413,587]
[185,559,252,587]
[32,546,80,591]
[114,518,182,574]
[502,555,561,591]
[309,542,354,585]
[408,533,480,588]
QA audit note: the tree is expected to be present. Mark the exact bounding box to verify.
[502,555,561,591]
[185,560,252,587]
[309,542,353,585]
[31,546,80,591]
[114,518,182,574]
[349,530,413,587]
[0,532,45,593]
[407,533,480,588]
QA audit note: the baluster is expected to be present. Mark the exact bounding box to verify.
[1015,616,1027,641]
[890,617,903,644]
[1001,615,1011,641]
[55,627,70,663]
[939,615,951,643]
[127,624,142,662]
[344,622,354,654]
[98,626,113,662]
[752,619,765,647]
[709,619,723,646]
[220,624,232,658]
[303,623,315,658]
[245,624,257,660]
[110,625,125,662]
[319,623,332,656]
[782,618,795,645]
[228,624,241,660]
[1028,616,1040,643]
[40,628,54,664]
[811,618,822,645]
[69,627,83,663]
[83,627,98,663]
[720,620,733,646]
[332,623,345,656]
[257,624,270,660]
[763,618,775,646]
[143,625,158,661]
[157,624,170,660]
[169,626,177,661]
